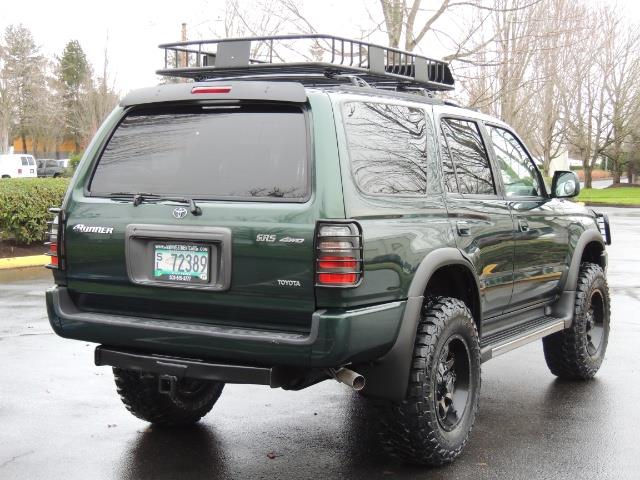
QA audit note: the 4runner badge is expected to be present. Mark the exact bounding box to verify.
[73,224,114,235]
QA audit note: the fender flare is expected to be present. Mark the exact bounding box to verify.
[358,247,480,400]
[407,247,482,309]
[562,229,605,293]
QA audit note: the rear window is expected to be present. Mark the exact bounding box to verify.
[342,101,441,196]
[89,105,309,201]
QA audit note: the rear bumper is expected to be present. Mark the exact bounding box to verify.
[46,286,405,368]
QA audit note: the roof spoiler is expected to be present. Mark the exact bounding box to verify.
[120,81,307,107]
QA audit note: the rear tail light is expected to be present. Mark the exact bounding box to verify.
[18,168,22,174]
[45,207,65,270]
[315,222,363,287]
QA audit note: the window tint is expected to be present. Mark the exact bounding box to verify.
[343,101,438,195]
[90,105,308,200]
[440,118,495,195]
[489,127,542,197]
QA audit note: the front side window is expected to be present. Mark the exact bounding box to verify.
[342,101,438,195]
[440,118,495,195]
[90,105,309,201]
[489,127,542,197]
[21,157,29,166]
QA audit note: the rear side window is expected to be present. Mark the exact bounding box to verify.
[440,118,495,195]
[90,105,309,201]
[342,101,439,196]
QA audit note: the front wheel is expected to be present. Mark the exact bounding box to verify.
[113,368,224,426]
[543,262,610,379]
[376,297,481,465]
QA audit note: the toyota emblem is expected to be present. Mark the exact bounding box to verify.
[172,207,188,219]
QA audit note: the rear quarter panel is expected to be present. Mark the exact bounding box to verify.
[318,94,455,309]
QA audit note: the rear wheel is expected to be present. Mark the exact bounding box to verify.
[543,262,610,379]
[376,297,481,465]
[113,368,224,426]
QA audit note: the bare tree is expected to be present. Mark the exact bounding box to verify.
[0,41,11,153]
[526,0,589,175]
[454,1,548,145]
[29,66,65,157]
[600,17,640,184]
[2,24,47,153]
[75,46,119,147]
[378,0,493,56]
[562,6,621,188]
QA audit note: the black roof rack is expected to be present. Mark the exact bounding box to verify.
[157,34,454,91]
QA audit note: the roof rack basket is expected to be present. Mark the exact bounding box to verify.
[157,34,454,91]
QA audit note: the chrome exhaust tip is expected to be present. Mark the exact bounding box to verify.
[330,367,365,391]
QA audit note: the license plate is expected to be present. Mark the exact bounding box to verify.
[153,243,209,284]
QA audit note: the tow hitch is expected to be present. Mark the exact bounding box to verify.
[158,374,178,396]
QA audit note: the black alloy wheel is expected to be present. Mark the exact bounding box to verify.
[436,335,471,432]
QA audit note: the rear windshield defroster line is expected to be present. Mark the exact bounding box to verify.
[89,104,310,202]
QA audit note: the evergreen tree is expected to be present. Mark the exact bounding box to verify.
[57,40,90,153]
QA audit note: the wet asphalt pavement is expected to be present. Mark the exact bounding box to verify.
[1,206,639,480]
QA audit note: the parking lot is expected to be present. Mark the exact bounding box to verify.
[1,206,639,480]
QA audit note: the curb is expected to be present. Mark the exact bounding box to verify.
[583,202,640,208]
[0,255,48,270]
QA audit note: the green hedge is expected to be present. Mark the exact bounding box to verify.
[0,178,70,245]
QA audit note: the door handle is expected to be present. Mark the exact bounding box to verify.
[456,221,471,236]
[518,220,529,232]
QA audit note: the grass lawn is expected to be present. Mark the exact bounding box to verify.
[577,187,640,206]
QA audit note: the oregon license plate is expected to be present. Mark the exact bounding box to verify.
[153,243,209,284]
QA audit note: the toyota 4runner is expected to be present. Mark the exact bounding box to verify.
[46,35,612,465]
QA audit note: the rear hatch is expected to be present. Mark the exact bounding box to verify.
[63,100,321,333]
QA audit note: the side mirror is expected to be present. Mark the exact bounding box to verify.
[551,170,580,198]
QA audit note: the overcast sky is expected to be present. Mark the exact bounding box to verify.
[2,0,638,94]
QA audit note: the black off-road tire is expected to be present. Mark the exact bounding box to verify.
[376,297,481,466]
[543,262,610,379]
[113,368,224,426]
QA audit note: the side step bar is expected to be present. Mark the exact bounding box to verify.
[480,316,565,362]
[95,346,285,387]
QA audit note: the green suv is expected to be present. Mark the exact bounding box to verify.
[46,35,612,465]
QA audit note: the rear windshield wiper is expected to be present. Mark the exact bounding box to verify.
[107,192,202,216]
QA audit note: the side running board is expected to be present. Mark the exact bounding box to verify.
[480,316,565,362]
